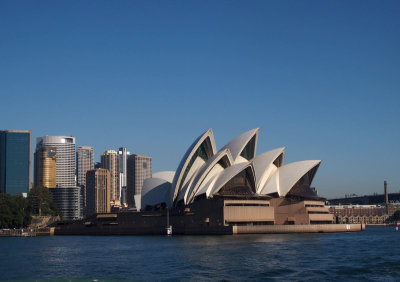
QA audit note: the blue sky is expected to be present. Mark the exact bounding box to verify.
[1,1,399,198]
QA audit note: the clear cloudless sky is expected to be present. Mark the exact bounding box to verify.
[1,0,399,199]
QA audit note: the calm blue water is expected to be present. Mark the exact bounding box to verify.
[0,227,399,281]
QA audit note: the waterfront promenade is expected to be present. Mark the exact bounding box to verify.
[0,227,53,237]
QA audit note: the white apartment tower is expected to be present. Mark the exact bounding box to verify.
[36,136,76,187]
[118,147,130,203]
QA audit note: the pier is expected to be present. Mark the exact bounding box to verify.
[0,227,54,237]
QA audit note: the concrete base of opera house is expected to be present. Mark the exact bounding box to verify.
[53,221,365,236]
[52,198,365,235]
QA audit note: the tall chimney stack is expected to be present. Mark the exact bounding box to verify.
[384,180,389,206]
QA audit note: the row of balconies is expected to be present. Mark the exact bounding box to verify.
[336,215,389,224]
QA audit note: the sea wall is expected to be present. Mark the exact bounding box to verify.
[233,223,365,234]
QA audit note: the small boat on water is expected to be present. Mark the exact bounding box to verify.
[166,226,172,235]
[166,208,172,235]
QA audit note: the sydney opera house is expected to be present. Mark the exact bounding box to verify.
[55,128,365,235]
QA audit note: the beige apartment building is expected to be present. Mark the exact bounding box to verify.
[86,169,111,215]
[101,150,119,202]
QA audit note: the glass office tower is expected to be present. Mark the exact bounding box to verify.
[76,146,94,189]
[0,130,32,195]
[127,154,152,208]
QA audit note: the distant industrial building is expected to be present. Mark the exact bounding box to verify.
[36,136,76,187]
[127,154,152,208]
[101,150,119,202]
[328,193,400,206]
[328,181,400,224]
[118,147,130,205]
[34,145,56,188]
[49,187,83,220]
[0,130,32,195]
[86,169,111,215]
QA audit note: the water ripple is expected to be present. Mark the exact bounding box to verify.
[0,227,399,280]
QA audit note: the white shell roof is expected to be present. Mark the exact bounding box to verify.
[152,171,175,183]
[252,147,285,192]
[194,171,221,199]
[171,129,217,202]
[260,160,321,197]
[185,148,234,204]
[138,128,323,210]
[140,178,172,211]
[176,178,191,203]
[176,162,203,204]
[219,128,259,163]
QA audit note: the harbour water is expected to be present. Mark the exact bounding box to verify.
[0,226,399,281]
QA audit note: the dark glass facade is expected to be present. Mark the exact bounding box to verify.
[240,135,257,160]
[286,165,321,200]
[218,168,256,196]
[0,130,31,195]
[49,187,83,220]
[273,153,284,167]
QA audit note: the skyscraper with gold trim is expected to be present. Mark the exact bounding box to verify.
[34,145,56,188]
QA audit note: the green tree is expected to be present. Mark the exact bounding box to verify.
[14,195,32,227]
[0,193,32,228]
[28,186,60,216]
[0,194,13,227]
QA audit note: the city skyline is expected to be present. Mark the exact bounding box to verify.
[1,1,400,199]
[4,129,400,199]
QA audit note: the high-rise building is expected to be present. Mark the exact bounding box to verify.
[0,130,32,195]
[127,154,152,207]
[36,136,76,187]
[118,147,130,204]
[76,146,94,188]
[77,146,94,211]
[49,187,83,220]
[101,150,119,202]
[86,169,111,215]
[34,145,56,188]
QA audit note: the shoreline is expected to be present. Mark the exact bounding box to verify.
[1,223,365,237]
[0,228,54,237]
